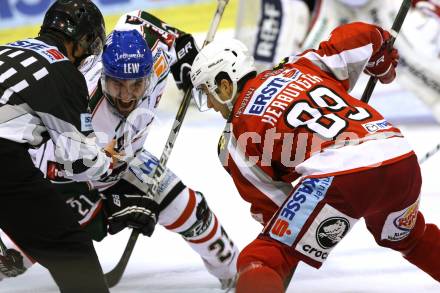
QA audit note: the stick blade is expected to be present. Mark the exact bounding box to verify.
[104,230,140,288]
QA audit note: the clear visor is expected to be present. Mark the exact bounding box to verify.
[88,35,104,56]
[193,84,216,112]
[102,75,150,117]
[79,34,104,56]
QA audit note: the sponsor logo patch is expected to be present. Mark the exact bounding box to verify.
[46,161,70,182]
[244,76,299,116]
[6,39,68,63]
[153,53,167,77]
[80,113,93,132]
[316,217,350,249]
[128,150,161,185]
[362,119,392,133]
[381,199,419,241]
[295,204,357,263]
[46,48,65,60]
[269,177,333,246]
[181,197,212,238]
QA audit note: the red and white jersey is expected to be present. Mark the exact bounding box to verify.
[219,22,414,224]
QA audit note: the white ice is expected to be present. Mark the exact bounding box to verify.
[1,31,440,293]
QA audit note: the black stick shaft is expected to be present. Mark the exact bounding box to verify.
[361,0,412,103]
[104,230,140,287]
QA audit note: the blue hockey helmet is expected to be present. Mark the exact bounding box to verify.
[102,29,153,80]
[101,29,153,117]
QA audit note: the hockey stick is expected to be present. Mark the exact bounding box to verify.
[418,143,440,164]
[361,0,412,103]
[357,0,438,165]
[104,0,230,287]
[104,228,139,287]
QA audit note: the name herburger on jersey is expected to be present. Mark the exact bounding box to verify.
[243,69,323,127]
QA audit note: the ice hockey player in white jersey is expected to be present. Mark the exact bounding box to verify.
[236,0,440,120]
[0,11,237,289]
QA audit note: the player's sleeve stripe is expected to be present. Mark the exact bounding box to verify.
[164,189,196,230]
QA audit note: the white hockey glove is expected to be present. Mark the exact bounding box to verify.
[102,179,158,237]
[0,248,27,278]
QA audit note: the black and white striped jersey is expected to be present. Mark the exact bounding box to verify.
[0,35,111,181]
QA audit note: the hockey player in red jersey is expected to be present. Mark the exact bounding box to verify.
[236,0,440,120]
[191,22,440,292]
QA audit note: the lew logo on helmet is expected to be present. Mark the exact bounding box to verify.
[124,63,140,74]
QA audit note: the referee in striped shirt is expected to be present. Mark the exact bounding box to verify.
[0,1,118,292]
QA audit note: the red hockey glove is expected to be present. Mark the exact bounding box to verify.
[364,30,400,84]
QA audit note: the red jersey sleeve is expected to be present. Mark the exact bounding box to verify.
[291,22,387,91]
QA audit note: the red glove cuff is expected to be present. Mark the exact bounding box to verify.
[364,28,400,84]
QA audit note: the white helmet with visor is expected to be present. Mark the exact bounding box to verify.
[190,38,256,111]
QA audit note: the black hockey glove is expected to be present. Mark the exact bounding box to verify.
[102,179,158,237]
[0,248,26,278]
[171,34,199,92]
